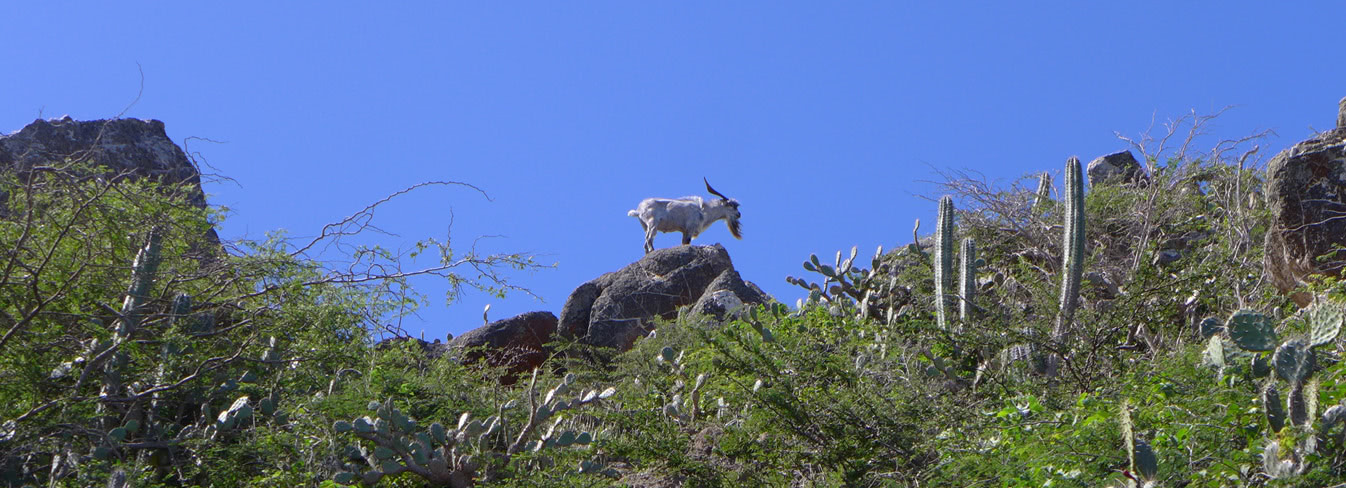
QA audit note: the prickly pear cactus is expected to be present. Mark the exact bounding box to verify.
[332,369,616,487]
[1271,339,1312,383]
[1208,297,1346,479]
[1306,300,1345,347]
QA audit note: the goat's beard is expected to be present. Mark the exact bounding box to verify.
[727,218,742,239]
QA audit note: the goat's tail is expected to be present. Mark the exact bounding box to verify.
[627,209,639,217]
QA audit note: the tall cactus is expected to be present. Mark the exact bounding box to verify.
[1031,171,1052,213]
[958,237,977,324]
[934,195,955,331]
[101,229,164,400]
[1054,157,1085,339]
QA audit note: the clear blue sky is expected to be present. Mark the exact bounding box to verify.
[4,2,1344,340]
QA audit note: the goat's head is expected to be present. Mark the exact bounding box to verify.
[704,177,742,239]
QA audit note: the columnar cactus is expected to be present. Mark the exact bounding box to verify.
[934,195,955,331]
[1053,157,1085,340]
[1031,171,1052,213]
[95,229,163,420]
[958,237,977,324]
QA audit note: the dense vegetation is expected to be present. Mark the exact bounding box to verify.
[4,116,1346,487]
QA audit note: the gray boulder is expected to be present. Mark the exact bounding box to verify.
[0,117,221,256]
[559,244,770,352]
[1263,99,1346,306]
[1,116,207,208]
[1086,150,1148,187]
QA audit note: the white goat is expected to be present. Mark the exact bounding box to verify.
[628,178,742,254]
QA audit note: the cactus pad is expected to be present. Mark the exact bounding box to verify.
[1272,339,1314,383]
[1134,438,1158,481]
[1203,335,1225,369]
[1308,301,1345,347]
[1227,310,1276,352]
[1265,383,1285,433]
[1289,383,1309,428]
[1199,316,1223,338]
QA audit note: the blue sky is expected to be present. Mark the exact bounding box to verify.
[4,2,1344,340]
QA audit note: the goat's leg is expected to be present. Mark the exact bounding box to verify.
[681,233,692,246]
[645,226,658,254]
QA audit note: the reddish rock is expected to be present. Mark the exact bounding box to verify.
[447,311,557,380]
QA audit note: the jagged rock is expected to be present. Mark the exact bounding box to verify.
[1,117,207,208]
[1086,150,1148,186]
[559,244,769,352]
[447,311,557,379]
[0,117,221,254]
[1264,99,1346,306]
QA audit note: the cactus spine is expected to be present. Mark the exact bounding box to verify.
[1054,157,1085,340]
[934,195,955,331]
[958,237,977,324]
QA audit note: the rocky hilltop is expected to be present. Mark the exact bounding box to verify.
[0,116,208,209]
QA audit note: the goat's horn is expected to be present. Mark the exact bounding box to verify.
[704,177,730,200]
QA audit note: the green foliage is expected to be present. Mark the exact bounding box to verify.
[13,115,1346,486]
[0,161,544,486]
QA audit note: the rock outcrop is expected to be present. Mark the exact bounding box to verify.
[1086,150,1148,187]
[1263,98,1346,305]
[447,311,557,380]
[1,117,220,255]
[1,116,208,209]
[559,244,770,352]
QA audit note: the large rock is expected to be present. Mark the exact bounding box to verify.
[559,244,770,352]
[1263,99,1346,305]
[1,116,208,209]
[447,311,557,379]
[1,117,221,256]
[1086,150,1148,187]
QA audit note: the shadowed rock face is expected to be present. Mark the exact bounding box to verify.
[446,311,557,381]
[1264,100,1346,305]
[1,117,207,208]
[558,244,770,352]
